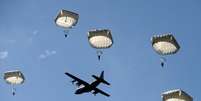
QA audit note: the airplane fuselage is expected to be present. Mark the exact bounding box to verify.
[75,80,101,94]
[75,86,91,94]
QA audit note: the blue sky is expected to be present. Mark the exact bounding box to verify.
[0,0,201,101]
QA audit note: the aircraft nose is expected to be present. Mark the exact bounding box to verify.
[75,91,78,94]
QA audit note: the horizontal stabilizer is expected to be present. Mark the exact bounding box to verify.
[92,75,110,85]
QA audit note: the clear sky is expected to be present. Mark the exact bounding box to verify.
[0,0,201,101]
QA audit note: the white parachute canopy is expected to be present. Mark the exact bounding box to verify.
[88,29,113,49]
[55,9,79,29]
[4,70,25,85]
[151,34,180,67]
[88,29,113,60]
[55,9,79,37]
[4,70,25,95]
[162,89,193,101]
[151,34,180,55]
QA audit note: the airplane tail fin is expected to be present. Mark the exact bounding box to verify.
[92,71,110,85]
[100,71,104,79]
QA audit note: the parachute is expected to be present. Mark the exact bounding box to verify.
[151,33,180,67]
[4,70,25,96]
[88,29,113,61]
[162,89,193,101]
[55,9,79,38]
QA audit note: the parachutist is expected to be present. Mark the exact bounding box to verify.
[97,50,103,61]
[12,92,15,96]
[161,62,164,67]
[98,55,101,61]
[160,57,166,68]
[64,34,68,38]
[63,30,69,38]
[12,87,16,96]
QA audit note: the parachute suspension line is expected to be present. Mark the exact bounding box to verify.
[12,84,16,96]
[65,16,68,23]
[63,26,74,38]
[160,57,166,68]
[63,14,73,37]
[96,50,103,61]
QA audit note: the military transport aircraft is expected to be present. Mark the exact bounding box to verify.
[65,71,110,97]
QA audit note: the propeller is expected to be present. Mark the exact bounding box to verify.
[76,82,81,86]
[71,80,76,84]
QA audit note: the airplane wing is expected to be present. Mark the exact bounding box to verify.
[65,72,89,86]
[94,88,110,97]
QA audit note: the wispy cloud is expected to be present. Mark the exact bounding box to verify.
[28,30,39,42]
[0,51,8,59]
[39,50,56,59]
[33,30,39,36]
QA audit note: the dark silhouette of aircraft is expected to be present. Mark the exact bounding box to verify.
[65,71,110,97]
